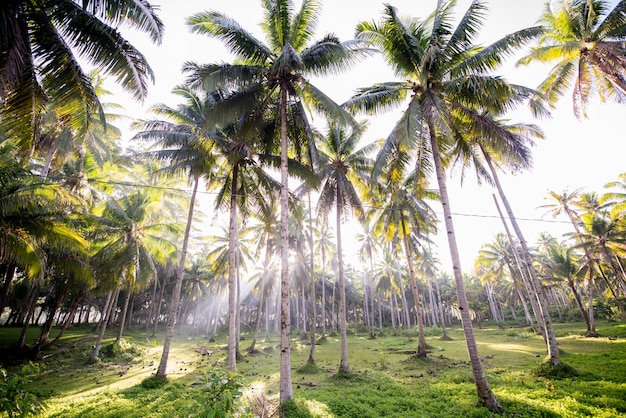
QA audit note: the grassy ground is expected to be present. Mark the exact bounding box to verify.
[1,320,625,417]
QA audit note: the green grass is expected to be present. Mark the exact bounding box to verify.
[1,321,625,417]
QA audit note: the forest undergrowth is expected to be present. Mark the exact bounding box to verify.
[1,321,625,417]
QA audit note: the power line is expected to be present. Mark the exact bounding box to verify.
[83,177,572,226]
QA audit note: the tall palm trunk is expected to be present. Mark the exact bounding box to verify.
[156,176,199,378]
[483,151,560,365]
[279,84,293,403]
[307,193,317,364]
[429,126,500,410]
[227,166,239,372]
[400,215,427,356]
[321,242,327,339]
[336,192,350,373]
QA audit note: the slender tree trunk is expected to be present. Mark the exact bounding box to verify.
[307,194,317,364]
[249,237,271,352]
[336,200,350,373]
[36,289,66,357]
[401,216,427,356]
[434,275,449,339]
[116,286,132,342]
[493,195,544,334]
[0,264,16,319]
[427,278,438,327]
[391,293,398,335]
[331,278,336,332]
[587,274,596,335]
[152,273,167,338]
[431,129,500,410]
[279,83,293,403]
[398,275,411,334]
[92,289,115,360]
[235,220,242,361]
[226,166,240,372]
[484,152,560,366]
[321,244,327,339]
[485,281,501,326]
[49,297,80,346]
[595,260,625,314]
[156,176,198,378]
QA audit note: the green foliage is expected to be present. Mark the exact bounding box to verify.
[192,367,246,418]
[0,363,45,418]
[140,375,167,390]
[100,339,144,362]
[278,399,314,418]
[535,361,577,379]
[296,361,321,375]
[6,321,625,417]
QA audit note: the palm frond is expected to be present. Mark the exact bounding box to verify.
[188,11,273,65]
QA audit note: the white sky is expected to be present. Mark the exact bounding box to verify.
[113,0,625,274]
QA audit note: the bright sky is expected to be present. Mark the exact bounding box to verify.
[113,0,624,274]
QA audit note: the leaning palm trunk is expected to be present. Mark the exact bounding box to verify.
[336,198,350,373]
[429,127,500,410]
[92,289,115,360]
[116,289,131,342]
[483,152,560,365]
[156,176,198,378]
[492,194,544,333]
[401,216,427,356]
[279,85,293,403]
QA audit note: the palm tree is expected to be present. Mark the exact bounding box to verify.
[371,169,438,357]
[132,85,220,378]
[316,122,373,374]
[91,190,175,359]
[456,114,562,365]
[575,211,626,314]
[0,152,86,320]
[537,240,591,329]
[0,0,164,151]
[344,2,542,410]
[541,189,599,335]
[518,0,626,118]
[186,0,367,401]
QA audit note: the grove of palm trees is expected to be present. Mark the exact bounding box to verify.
[0,0,625,417]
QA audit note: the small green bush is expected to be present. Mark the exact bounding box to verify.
[192,367,246,418]
[0,363,46,418]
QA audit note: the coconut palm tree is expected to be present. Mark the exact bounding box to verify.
[344,1,543,409]
[185,0,368,401]
[132,85,222,378]
[0,151,86,320]
[90,190,175,359]
[536,240,591,329]
[541,189,599,335]
[518,0,626,118]
[575,211,626,313]
[316,122,374,373]
[371,169,438,357]
[0,0,164,151]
